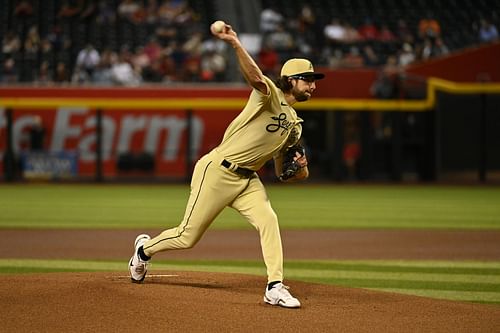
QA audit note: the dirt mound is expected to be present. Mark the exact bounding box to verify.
[2,271,499,332]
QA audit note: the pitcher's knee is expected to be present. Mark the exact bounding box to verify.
[259,210,279,227]
[176,233,200,249]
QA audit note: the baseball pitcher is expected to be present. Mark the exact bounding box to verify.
[129,21,325,308]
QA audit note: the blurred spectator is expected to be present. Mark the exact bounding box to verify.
[420,36,449,60]
[2,31,21,56]
[28,115,45,151]
[398,43,416,66]
[342,113,361,180]
[55,37,73,73]
[172,0,195,26]
[1,58,19,83]
[22,26,40,81]
[24,25,40,52]
[158,54,177,81]
[265,23,295,60]
[182,31,203,58]
[39,38,54,67]
[80,0,97,20]
[47,25,64,51]
[155,17,178,45]
[110,48,141,85]
[143,37,162,63]
[371,55,400,100]
[200,46,226,82]
[324,18,347,46]
[433,37,449,57]
[396,19,414,44]
[96,0,116,25]
[117,0,145,24]
[292,4,317,58]
[92,48,116,84]
[342,46,364,68]
[57,0,82,19]
[158,0,190,25]
[201,37,226,56]
[260,6,284,34]
[142,58,165,82]
[76,44,101,77]
[362,45,380,67]
[14,0,34,17]
[342,139,361,179]
[132,46,151,72]
[344,23,361,43]
[478,19,499,43]
[378,24,397,42]
[357,17,379,40]
[420,38,433,60]
[166,40,187,74]
[418,12,441,40]
[258,43,280,77]
[54,61,70,83]
[36,61,52,84]
[182,56,201,82]
[71,65,90,84]
[296,4,316,34]
[323,48,343,68]
[144,0,159,33]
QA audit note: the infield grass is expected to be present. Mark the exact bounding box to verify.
[1,184,499,305]
[1,184,499,229]
[1,259,499,305]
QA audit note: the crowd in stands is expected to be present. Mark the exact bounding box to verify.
[1,0,228,85]
[257,5,497,77]
[1,0,499,85]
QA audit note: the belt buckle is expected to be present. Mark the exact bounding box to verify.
[222,159,252,178]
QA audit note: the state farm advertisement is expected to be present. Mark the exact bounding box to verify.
[0,107,238,178]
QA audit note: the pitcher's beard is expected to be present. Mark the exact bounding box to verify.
[293,90,310,102]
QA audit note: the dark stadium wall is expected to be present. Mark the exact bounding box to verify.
[406,42,500,82]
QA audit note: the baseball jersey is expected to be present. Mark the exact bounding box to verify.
[215,76,303,170]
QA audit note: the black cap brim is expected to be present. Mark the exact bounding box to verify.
[298,72,325,80]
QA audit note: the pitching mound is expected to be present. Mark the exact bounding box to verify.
[2,271,499,332]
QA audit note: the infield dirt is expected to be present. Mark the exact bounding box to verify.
[1,229,500,332]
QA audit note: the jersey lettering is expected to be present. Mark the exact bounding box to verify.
[266,113,293,136]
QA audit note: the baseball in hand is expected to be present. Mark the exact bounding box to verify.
[211,20,226,34]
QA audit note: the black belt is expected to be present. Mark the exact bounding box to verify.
[221,159,254,178]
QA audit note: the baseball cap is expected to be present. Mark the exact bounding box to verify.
[280,58,325,80]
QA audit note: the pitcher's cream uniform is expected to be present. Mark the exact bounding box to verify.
[142,76,302,283]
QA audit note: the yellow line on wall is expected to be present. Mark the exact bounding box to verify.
[1,78,499,111]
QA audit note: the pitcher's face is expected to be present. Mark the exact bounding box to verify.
[290,76,316,102]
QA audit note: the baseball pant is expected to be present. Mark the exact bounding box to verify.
[142,150,284,283]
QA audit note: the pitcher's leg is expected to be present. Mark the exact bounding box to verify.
[143,157,248,256]
[230,177,283,283]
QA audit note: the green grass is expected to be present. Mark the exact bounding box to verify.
[1,184,499,229]
[1,259,499,305]
[1,184,499,305]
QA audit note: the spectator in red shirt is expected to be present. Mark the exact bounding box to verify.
[357,17,379,40]
[378,24,396,42]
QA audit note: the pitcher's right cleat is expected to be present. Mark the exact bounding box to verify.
[129,234,151,283]
[264,283,301,308]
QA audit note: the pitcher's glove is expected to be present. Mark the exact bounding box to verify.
[279,144,306,181]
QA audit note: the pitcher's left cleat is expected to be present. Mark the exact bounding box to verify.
[129,234,151,283]
[264,283,301,308]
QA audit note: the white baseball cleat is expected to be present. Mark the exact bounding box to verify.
[129,234,151,283]
[264,283,301,308]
